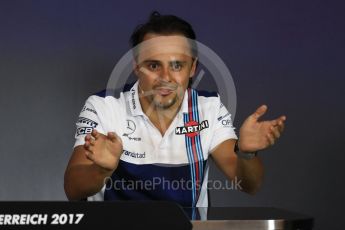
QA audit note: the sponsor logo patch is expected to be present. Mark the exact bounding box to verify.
[82,106,97,115]
[76,127,93,136]
[131,88,136,110]
[175,120,209,138]
[221,119,232,126]
[217,112,230,121]
[123,119,136,135]
[123,150,145,158]
[122,119,142,141]
[77,117,98,128]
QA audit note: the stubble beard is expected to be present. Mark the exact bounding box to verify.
[151,93,179,110]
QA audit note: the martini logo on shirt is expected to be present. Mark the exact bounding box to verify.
[175,120,209,138]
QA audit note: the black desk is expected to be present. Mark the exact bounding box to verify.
[183,207,313,230]
[0,202,313,230]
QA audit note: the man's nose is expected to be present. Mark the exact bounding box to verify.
[159,65,172,82]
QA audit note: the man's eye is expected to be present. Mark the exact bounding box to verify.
[148,63,159,71]
[171,62,182,71]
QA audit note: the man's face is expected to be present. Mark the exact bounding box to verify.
[134,33,197,110]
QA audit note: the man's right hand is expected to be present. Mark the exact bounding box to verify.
[84,129,123,172]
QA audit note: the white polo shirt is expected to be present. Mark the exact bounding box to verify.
[74,81,237,207]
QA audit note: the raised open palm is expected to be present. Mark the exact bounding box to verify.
[84,129,123,171]
[239,105,286,153]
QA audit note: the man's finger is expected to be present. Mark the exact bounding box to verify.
[277,120,285,133]
[108,132,122,144]
[271,115,286,127]
[280,115,287,122]
[253,105,268,120]
[85,151,95,162]
[85,134,91,141]
[91,129,100,139]
[270,119,279,126]
[89,138,95,146]
[274,116,286,125]
[266,133,275,146]
[270,126,281,139]
[84,142,93,153]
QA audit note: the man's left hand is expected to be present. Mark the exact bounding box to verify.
[238,105,286,153]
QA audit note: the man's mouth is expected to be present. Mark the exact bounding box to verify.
[155,87,174,96]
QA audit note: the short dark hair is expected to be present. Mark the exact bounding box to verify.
[130,11,198,58]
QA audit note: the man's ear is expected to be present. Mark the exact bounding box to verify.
[189,57,198,78]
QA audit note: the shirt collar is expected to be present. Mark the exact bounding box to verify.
[128,81,145,117]
[127,81,189,116]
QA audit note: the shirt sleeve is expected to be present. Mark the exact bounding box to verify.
[73,96,106,148]
[209,95,238,152]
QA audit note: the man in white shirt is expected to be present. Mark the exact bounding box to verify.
[64,12,286,207]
